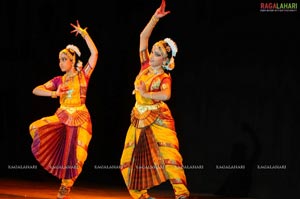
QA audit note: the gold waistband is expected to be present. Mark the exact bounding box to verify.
[60,104,86,114]
[134,102,160,114]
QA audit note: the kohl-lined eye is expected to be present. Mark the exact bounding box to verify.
[154,52,162,57]
[60,57,67,62]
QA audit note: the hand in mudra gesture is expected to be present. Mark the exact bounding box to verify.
[70,20,87,37]
[155,0,170,18]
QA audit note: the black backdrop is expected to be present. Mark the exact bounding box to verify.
[1,0,299,198]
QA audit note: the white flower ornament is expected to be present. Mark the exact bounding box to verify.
[164,38,177,57]
[66,44,81,57]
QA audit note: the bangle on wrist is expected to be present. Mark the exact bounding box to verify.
[152,16,159,23]
[51,91,57,98]
[149,92,153,99]
[81,28,88,39]
[150,16,159,27]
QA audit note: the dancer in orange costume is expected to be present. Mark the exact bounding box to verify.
[29,20,98,199]
[120,1,190,199]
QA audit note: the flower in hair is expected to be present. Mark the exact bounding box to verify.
[66,44,81,57]
[162,57,175,71]
[164,38,177,57]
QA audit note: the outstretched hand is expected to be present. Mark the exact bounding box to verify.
[155,0,170,18]
[70,20,87,37]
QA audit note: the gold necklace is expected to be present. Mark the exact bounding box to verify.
[65,71,78,80]
[149,67,164,75]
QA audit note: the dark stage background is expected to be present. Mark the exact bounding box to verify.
[1,0,299,199]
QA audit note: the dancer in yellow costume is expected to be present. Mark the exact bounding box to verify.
[29,20,98,199]
[120,1,190,199]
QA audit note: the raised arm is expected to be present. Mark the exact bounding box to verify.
[139,0,170,53]
[71,20,98,69]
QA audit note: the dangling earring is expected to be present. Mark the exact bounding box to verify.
[162,59,169,69]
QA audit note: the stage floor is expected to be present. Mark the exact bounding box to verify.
[0,178,253,199]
